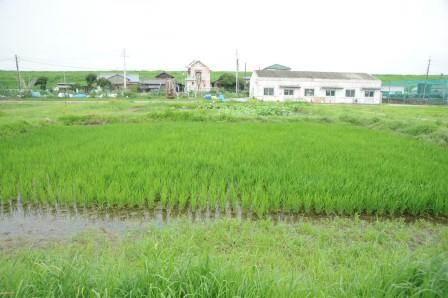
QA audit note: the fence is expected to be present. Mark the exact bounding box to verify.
[381,79,448,105]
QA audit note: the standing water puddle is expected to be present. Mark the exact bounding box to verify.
[2,199,446,250]
[0,199,259,249]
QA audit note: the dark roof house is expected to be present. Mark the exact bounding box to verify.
[139,72,180,93]
[155,72,175,79]
[97,73,140,88]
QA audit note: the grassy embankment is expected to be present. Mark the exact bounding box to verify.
[0,70,444,89]
[1,100,447,216]
[1,218,447,297]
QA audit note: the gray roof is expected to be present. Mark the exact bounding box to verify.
[140,79,166,85]
[255,70,377,80]
[98,73,140,83]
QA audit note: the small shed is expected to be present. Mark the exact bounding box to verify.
[139,79,167,93]
[97,73,140,89]
[56,83,75,93]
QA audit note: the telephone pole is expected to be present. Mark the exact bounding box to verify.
[422,57,431,100]
[235,49,239,94]
[122,48,127,91]
[244,62,247,91]
[14,55,22,93]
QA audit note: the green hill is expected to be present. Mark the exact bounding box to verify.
[0,70,241,90]
[0,70,445,90]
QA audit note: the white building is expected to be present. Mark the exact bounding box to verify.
[185,60,211,93]
[250,69,382,104]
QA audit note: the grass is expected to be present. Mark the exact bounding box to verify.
[1,218,447,297]
[376,74,446,84]
[1,101,448,216]
[1,100,448,144]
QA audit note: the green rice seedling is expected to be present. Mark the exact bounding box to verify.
[1,114,448,216]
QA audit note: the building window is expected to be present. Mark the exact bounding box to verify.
[365,90,374,97]
[304,88,314,96]
[264,88,274,96]
[325,89,336,96]
[284,89,294,96]
[345,89,355,97]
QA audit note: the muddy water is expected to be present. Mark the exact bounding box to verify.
[0,201,142,249]
[2,199,446,250]
[0,199,263,249]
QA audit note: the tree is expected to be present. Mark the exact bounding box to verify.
[97,78,112,91]
[34,76,48,90]
[86,73,97,87]
[215,73,245,91]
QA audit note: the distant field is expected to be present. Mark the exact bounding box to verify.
[0,70,444,89]
[376,74,446,84]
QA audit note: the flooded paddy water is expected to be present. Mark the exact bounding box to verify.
[0,199,267,249]
[1,198,447,250]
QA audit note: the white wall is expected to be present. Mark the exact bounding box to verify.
[186,61,211,92]
[250,72,382,104]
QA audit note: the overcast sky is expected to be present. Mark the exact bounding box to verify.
[0,0,447,74]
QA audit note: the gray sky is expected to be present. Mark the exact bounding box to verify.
[0,0,447,74]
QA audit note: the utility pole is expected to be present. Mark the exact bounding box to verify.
[14,55,22,93]
[422,57,431,100]
[244,62,247,92]
[235,49,239,94]
[122,48,127,91]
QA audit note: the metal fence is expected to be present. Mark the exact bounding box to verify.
[381,79,448,105]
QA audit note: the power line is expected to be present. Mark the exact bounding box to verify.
[18,56,121,71]
[19,58,104,70]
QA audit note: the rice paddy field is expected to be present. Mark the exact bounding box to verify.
[1,99,448,297]
[1,100,448,216]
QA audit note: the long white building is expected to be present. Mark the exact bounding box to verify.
[250,69,382,104]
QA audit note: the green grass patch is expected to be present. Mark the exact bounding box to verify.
[1,218,447,297]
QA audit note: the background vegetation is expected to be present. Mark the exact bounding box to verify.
[0,70,444,90]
